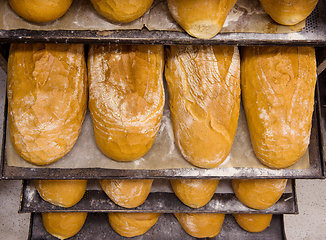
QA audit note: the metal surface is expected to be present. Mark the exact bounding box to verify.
[20,179,298,214]
[0,63,6,178]
[28,213,286,240]
[0,0,325,46]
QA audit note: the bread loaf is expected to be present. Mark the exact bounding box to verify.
[9,0,73,23]
[42,212,87,240]
[99,179,153,208]
[90,0,154,23]
[241,46,317,168]
[7,43,87,165]
[108,212,161,237]
[35,179,87,208]
[167,0,237,39]
[232,178,287,210]
[233,213,273,233]
[174,212,225,238]
[170,179,219,208]
[259,0,318,25]
[88,44,164,161]
[165,45,240,168]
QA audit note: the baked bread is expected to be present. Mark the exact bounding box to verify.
[35,179,87,208]
[108,212,161,237]
[88,44,164,161]
[232,178,287,210]
[167,0,237,39]
[42,212,87,240]
[165,45,240,168]
[170,179,219,208]
[259,0,318,25]
[90,0,154,23]
[7,43,87,165]
[9,0,73,23]
[174,212,225,238]
[241,46,317,168]
[233,213,273,233]
[99,179,153,208]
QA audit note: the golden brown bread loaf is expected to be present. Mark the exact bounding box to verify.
[165,45,240,168]
[108,212,161,237]
[232,178,287,210]
[241,46,317,169]
[90,0,154,23]
[35,179,87,208]
[174,212,225,238]
[170,179,219,208]
[233,213,273,233]
[42,212,87,240]
[259,0,318,25]
[99,179,153,208]
[88,44,164,161]
[9,0,73,23]
[7,43,87,165]
[167,0,237,39]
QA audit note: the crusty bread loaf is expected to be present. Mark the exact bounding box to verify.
[90,0,154,23]
[174,212,225,238]
[165,45,240,168]
[170,179,219,208]
[9,0,73,23]
[108,212,161,237]
[233,213,273,233]
[241,46,317,169]
[259,0,318,26]
[88,44,164,161]
[99,179,153,208]
[167,0,237,39]
[35,179,87,208]
[232,179,287,210]
[7,43,87,165]
[42,212,87,240]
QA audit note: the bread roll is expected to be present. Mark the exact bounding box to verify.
[99,179,153,208]
[165,45,240,168]
[35,179,87,208]
[7,43,87,165]
[90,0,154,23]
[233,213,273,233]
[232,178,287,210]
[167,0,237,39]
[88,44,164,161]
[108,212,161,237]
[42,212,87,240]
[174,212,225,238]
[241,46,317,168]
[9,0,73,23]
[259,0,318,26]
[170,179,219,208]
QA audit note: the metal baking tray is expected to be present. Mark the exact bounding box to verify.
[20,179,298,214]
[0,0,326,46]
[28,213,287,240]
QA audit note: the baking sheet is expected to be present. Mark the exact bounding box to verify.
[28,213,287,240]
[20,179,298,214]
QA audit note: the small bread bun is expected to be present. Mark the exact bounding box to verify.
[259,0,318,25]
[232,179,287,210]
[233,213,273,233]
[35,180,87,208]
[9,0,73,23]
[170,179,219,208]
[167,0,237,39]
[42,212,87,240]
[99,179,153,208]
[89,0,154,23]
[108,212,161,237]
[174,212,225,238]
